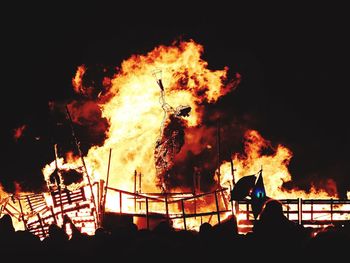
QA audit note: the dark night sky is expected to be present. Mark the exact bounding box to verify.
[1,3,349,196]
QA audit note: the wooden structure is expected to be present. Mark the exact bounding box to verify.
[103,186,231,231]
[236,198,350,233]
[1,183,349,239]
[0,185,98,240]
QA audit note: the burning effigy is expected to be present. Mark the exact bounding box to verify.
[153,68,192,192]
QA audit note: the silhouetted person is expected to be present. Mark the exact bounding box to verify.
[153,220,175,237]
[199,222,213,238]
[198,222,214,254]
[0,214,17,252]
[213,214,238,238]
[0,214,15,234]
[252,199,306,257]
[16,230,42,255]
[42,223,69,255]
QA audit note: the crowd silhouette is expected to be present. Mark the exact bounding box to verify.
[1,199,349,261]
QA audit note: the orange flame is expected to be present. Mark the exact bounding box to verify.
[0,39,347,237]
[36,40,348,233]
[13,124,26,141]
[44,40,238,195]
[72,65,86,94]
[220,129,338,199]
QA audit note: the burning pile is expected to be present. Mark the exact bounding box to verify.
[43,40,241,202]
[220,129,339,199]
[1,39,349,234]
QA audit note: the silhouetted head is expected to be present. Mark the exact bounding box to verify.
[48,223,68,241]
[0,214,15,233]
[199,222,212,234]
[260,199,284,220]
[95,227,108,236]
[153,221,174,235]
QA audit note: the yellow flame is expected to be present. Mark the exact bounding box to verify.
[72,65,86,93]
[56,40,233,195]
[5,40,345,235]
[220,129,337,199]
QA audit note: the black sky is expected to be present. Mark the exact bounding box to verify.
[1,3,349,196]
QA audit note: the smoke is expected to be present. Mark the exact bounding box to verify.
[47,65,117,158]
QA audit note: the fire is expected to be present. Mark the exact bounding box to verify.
[220,129,337,199]
[41,40,348,232]
[47,40,238,196]
[219,130,350,232]
[72,65,86,94]
[13,124,26,141]
[2,40,348,237]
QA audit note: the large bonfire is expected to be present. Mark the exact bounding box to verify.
[1,39,348,233]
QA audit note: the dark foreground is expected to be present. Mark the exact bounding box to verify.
[1,200,349,262]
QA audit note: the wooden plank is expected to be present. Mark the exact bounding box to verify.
[169,209,231,219]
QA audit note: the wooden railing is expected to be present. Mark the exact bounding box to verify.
[235,198,350,232]
[104,186,231,230]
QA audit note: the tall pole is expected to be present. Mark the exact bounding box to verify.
[193,172,197,218]
[216,119,221,189]
[54,144,65,223]
[138,172,142,193]
[138,172,142,210]
[65,105,99,228]
[102,148,112,221]
[230,158,236,215]
[134,170,137,212]
[214,190,221,224]
[230,158,235,187]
